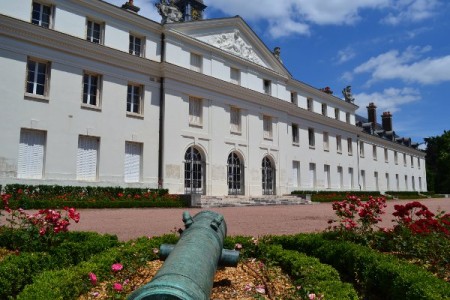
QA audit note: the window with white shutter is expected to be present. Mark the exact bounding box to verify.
[230,67,240,84]
[18,129,46,179]
[77,136,99,181]
[189,97,202,126]
[124,142,142,183]
[190,53,202,72]
[263,115,272,139]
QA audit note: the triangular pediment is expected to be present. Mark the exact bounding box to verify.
[165,17,291,77]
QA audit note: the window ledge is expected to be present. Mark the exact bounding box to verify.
[189,123,203,128]
[324,149,330,152]
[309,145,315,149]
[24,93,49,102]
[264,137,273,141]
[81,103,102,111]
[126,112,144,119]
[337,151,342,154]
[230,131,242,136]
[292,142,300,147]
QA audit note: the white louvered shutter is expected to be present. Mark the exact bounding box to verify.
[77,136,98,181]
[18,129,46,179]
[124,142,141,183]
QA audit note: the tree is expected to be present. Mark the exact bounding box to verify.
[425,130,450,193]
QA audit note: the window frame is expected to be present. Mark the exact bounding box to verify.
[86,19,104,44]
[308,127,315,148]
[307,98,313,112]
[359,141,365,157]
[323,132,329,151]
[190,52,202,72]
[290,91,298,105]
[82,72,102,108]
[31,2,53,28]
[336,135,342,153]
[292,123,299,144]
[25,57,51,99]
[373,145,377,161]
[230,106,241,134]
[321,103,327,116]
[129,33,145,57]
[334,108,340,120]
[263,115,273,140]
[347,138,353,156]
[126,83,144,116]
[263,79,271,95]
[230,67,240,85]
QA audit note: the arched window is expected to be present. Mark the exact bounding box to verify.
[227,152,244,195]
[262,156,275,195]
[184,147,204,194]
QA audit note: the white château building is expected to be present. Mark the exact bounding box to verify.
[0,0,427,196]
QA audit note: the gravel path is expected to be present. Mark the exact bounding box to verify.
[70,198,450,241]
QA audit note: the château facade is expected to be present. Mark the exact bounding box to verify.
[0,0,427,196]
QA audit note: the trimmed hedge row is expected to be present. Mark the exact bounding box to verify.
[263,244,359,300]
[1,184,186,209]
[291,190,383,202]
[0,232,118,299]
[271,234,450,300]
[16,235,178,300]
[385,191,427,199]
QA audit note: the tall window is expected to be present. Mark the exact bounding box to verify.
[336,135,342,153]
[322,103,327,116]
[31,2,52,28]
[184,147,204,194]
[86,20,102,44]
[230,67,240,85]
[349,167,354,189]
[77,136,99,181]
[323,132,329,151]
[396,174,400,191]
[290,91,298,105]
[324,164,330,188]
[405,175,408,190]
[394,151,398,164]
[189,97,202,126]
[190,53,202,72]
[292,123,299,144]
[359,141,365,157]
[308,128,315,148]
[374,171,379,190]
[18,129,46,179]
[346,112,351,124]
[230,107,241,134]
[309,163,316,188]
[373,145,377,160]
[347,138,353,155]
[26,58,50,96]
[129,34,143,56]
[228,152,243,195]
[418,157,421,169]
[83,73,101,106]
[292,161,300,188]
[334,108,340,120]
[403,153,407,166]
[127,84,142,114]
[307,98,313,111]
[263,79,271,95]
[263,115,272,139]
[361,170,366,190]
[384,148,389,163]
[262,156,275,195]
[411,156,414,168]
[124,142,142,183]
[337,166,343,189]
[386,173,390,190]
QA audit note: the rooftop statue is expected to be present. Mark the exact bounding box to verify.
[273,47,283,63]
[155,0,183,24]
[342,85,355,103]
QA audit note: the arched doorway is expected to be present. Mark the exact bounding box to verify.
[227,152,244,195]
[262,156,275,195]
[184,147,204,194]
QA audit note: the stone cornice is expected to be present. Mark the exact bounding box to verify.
[358,131,425,157]
[0,14,160,76]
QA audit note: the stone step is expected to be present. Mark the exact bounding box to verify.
[194,195,311,208]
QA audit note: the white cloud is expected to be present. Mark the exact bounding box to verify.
[382,0,441,25]
[336,46,356,64]
[355,87,421,113]
[105,0,161,21]
[354,45,450,85]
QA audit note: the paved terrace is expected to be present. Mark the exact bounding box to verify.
[68,198,450,241]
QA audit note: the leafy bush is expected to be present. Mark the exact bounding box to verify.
[273,234,450,299]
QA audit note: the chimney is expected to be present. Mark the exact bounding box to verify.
[367,102,377,130]
[381,111,393,132]
[121,0,140,13]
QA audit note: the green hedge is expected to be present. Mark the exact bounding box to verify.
[291,191,383,202]
[262,244,359,300]
[1,184,186,209]
[0,232,118,299]
[385,191,427,199]
[16,235,178,300]
[272,234,450,300]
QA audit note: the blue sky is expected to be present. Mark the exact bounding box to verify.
[106,0,450,144]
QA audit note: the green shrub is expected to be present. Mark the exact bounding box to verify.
[17,235,178,300]
[273,234,450,299]
[291,191,383,202]
[262,244,358,300]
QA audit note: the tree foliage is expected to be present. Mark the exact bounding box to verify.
[425,130,450,193]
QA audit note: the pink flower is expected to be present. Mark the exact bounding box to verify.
[91,291,99,297]
[152,248,159,254]
[255,285,265,294]
[123,279,130,286]
[111,263,123,272]
[309,293,316,300]
[234,243,242,250]
[89,272,97,286]
[113,282,123,291]
[244,283,253,291]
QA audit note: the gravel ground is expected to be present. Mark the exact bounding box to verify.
[70,198,450,241]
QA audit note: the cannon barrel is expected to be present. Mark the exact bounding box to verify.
[128,210,239,300]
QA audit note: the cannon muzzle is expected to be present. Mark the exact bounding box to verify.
[128,210,239,300]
